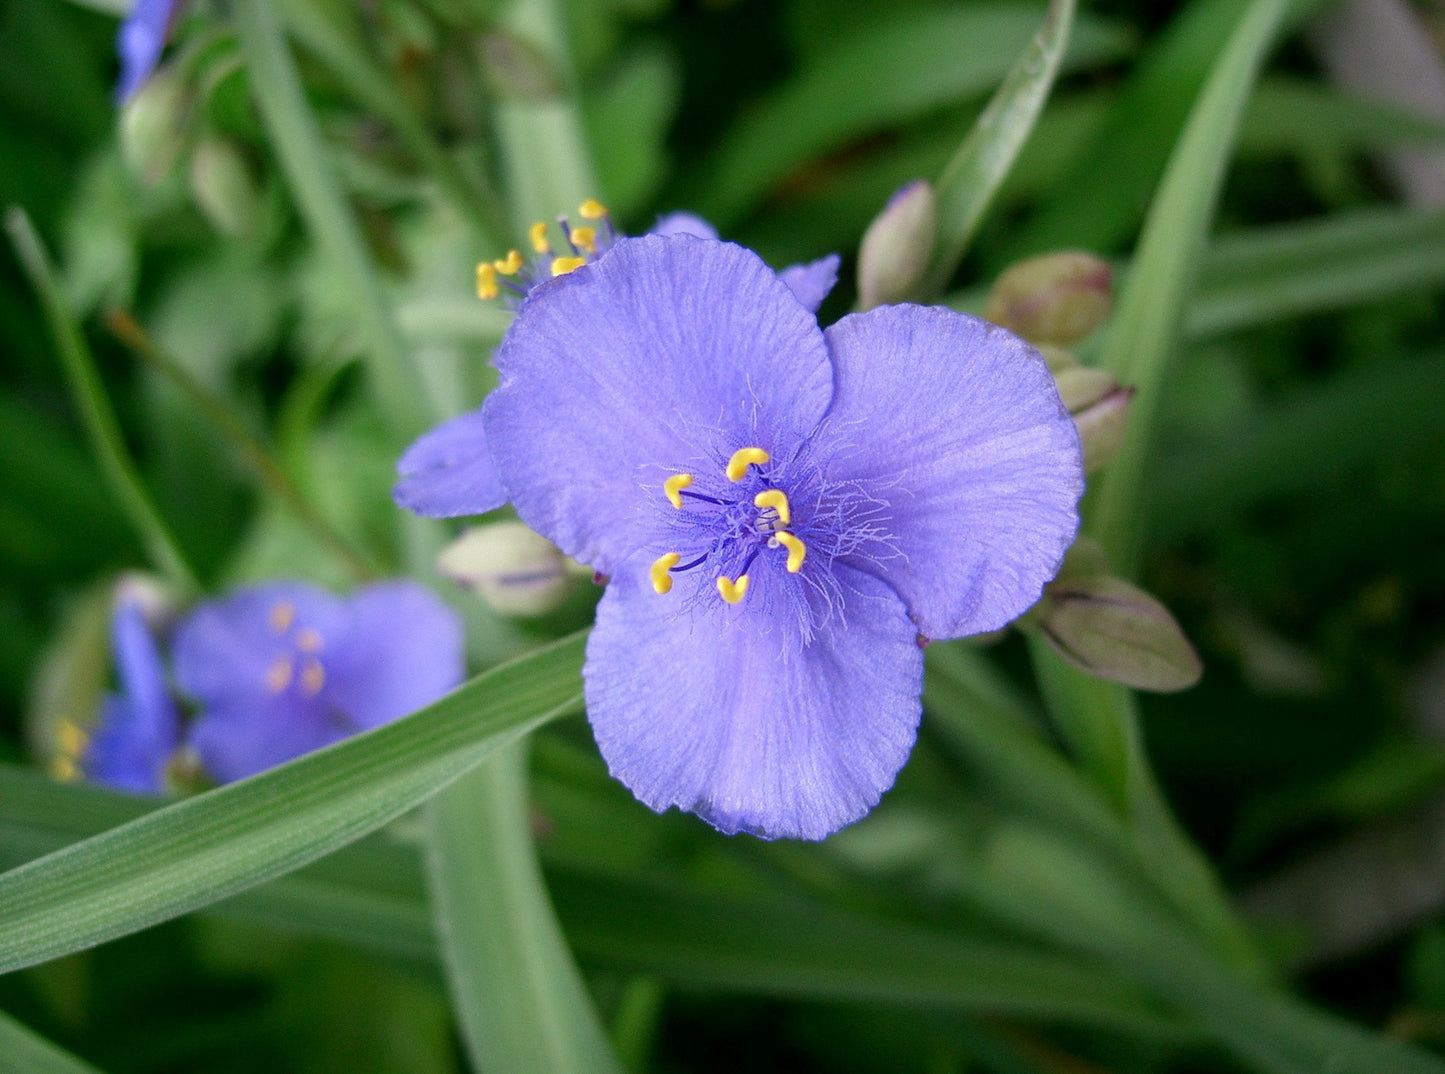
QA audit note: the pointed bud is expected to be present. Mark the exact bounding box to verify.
[1053,366,1133,473]
[1037,575,1203,693]
[188,137,261,237]
[437,521,575,617]
[857,181,936,309]
[119,64,190,187]
[985,251,1113,346]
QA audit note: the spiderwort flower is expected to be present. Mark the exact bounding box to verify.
[81,593,181,794]
[116,0,181,104]
[397,234,1083,840]
[174,581,464,783]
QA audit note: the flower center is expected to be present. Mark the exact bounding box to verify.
[265,600,328,698]
[649,446,809,605]
[475,199,614,304]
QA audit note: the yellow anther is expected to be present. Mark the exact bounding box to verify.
[269,601,296,634]
[570,226,598,254]
[529,221,551,253]
[301,659,327,697]
[717,575,750,604]
[579,199,607,220]
[493,249,523,274]
[753,489,791,525]
[664,474,694,509]
[476,262,498,300]
[725,447,770,482]
[296,627,324,653]
[650,552,681,595]
[56,719,90,758]
[775,531,807,573]
[266,658,293,693]
[50,755,81,783]
[551,256,587,277]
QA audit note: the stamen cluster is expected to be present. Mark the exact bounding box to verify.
[476,199,614,304]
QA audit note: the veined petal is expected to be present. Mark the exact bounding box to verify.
[394,408,507,518]
[324,582,464,730]
[649,212,719,240]
[485,235,834,572]
[188,697,347,784]
[817,305,1082,639]
[584,558,923,840]
[778,254,840,314]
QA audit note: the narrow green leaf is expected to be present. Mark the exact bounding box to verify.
[426,744,622,1074]
[0,632,585,975]
[3,207,199,596]
[0,1010,104,1074]
[1087,0,1292,572]
[923,0,1077,296]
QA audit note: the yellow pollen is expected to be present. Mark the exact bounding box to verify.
[717,575,750,604]
[50,755,81,783]
[266,657,293,693]
[56,718,90,758]
[493,249,523,274]
[775,531,807,573]
[551,256,587,277]
[570,226,598,254]
[725,447,770,482]
[664,474,694,509]
[529,221,551,253]
[269,601,296,634]
[650,552,681,595]
[296,628,324,653]
[579,199,607,220]
[301,659,327,697]
[753,489,791,525]
[476,262,499,300]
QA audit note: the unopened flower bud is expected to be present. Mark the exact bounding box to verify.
[189,137,261,237]
[1053,366,1133,473]
[437,521,574,617]
[985,251,1112,346]
[857,181,936,309]
[120,64,190,187]
[1038,575,1202,693]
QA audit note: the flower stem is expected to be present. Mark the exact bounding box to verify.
[4,207,201,598]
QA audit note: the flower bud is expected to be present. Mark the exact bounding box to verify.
[857,180,936,309]
[188,137,261,237]
[120,64,190,187]
[985,251,1112,346]
[1053,366,1132,473]
[437,521,575,617]
[1037,575,1202,693]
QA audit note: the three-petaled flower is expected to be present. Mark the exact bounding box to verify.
[397,233,1083,840]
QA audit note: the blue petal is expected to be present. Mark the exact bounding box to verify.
[85,599,179,794]
[173,582,348,704]
[188,696,347,784]
[116,0,177,103]
[324,582,464,729]
[484,235,835,572]
[649,212,719,240]
[394,408,507,518]
[778,254,840,313]
[816,305,1083,639]
[584,557,923,840]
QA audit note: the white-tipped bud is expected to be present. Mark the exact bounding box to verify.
[188,137,261,237]
[985,251,1113,346]
[1053,366,1133,473]
[1037,575,1203,693]
[437,521,575,617]
[857,180,936,309]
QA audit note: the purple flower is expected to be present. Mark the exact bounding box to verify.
[116,0,181,104]
[397,204,839,517]
[83,593,181,794]
[396,235,1082,840]
[174,581,464,783]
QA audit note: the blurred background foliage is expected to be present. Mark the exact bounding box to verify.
[3,0,1445,1070]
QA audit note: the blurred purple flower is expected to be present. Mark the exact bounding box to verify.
[395,204,839,519]
[84,594,180,794]
[116,0,180,103]
[174,581,464,783]
[396,234,1082,839]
